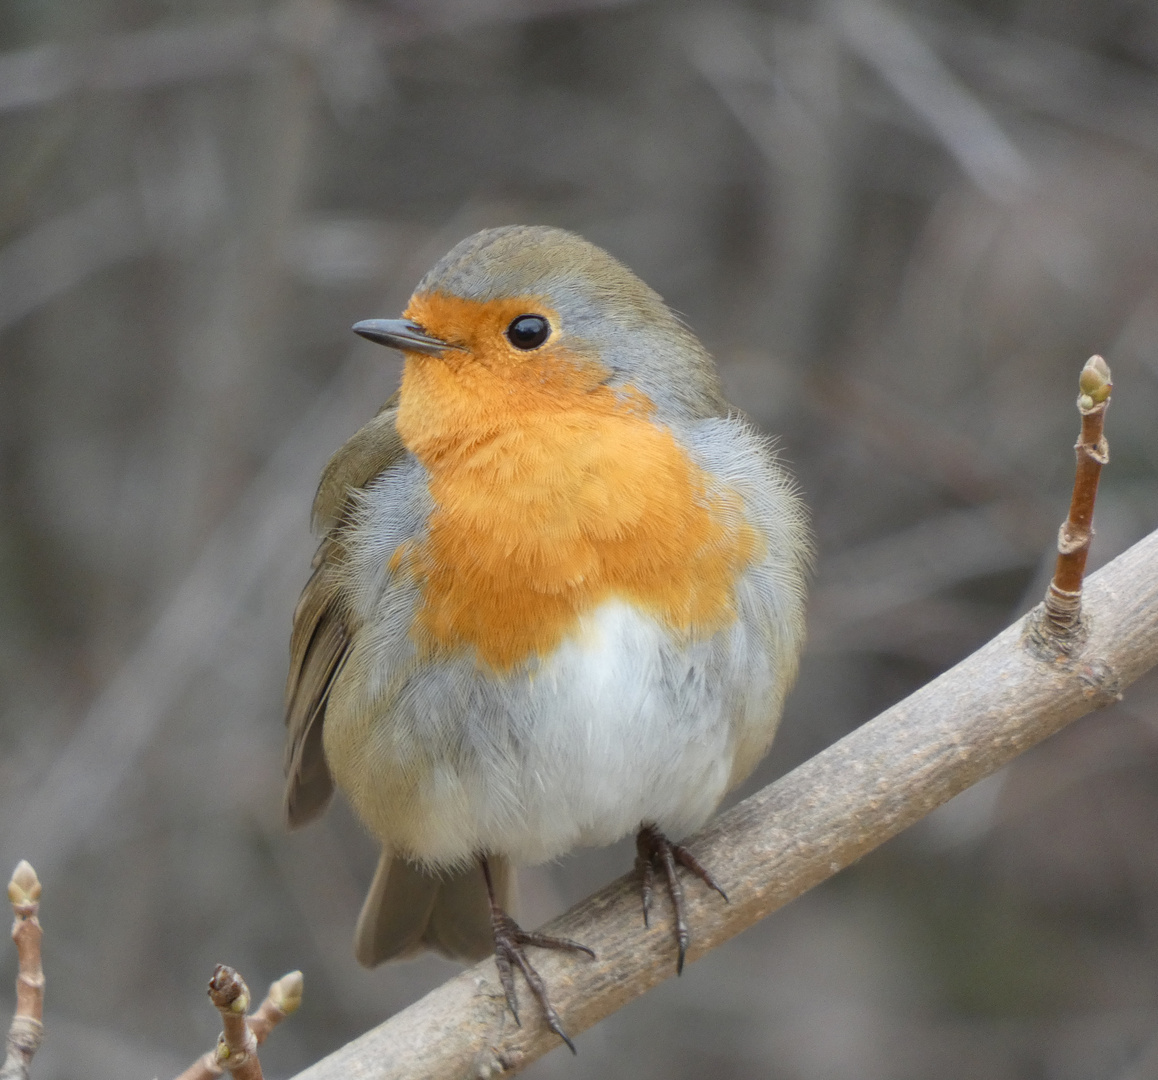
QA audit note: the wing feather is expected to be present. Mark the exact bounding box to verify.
[283,397,405,828]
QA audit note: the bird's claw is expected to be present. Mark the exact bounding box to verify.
[491,909,593,1053]
[635,824,728,974]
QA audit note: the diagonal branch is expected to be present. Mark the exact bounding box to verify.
[291,523,1158,1079]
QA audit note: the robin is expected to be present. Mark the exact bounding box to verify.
[284,225,809,1050]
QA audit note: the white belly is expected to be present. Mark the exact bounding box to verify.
[326,599,775,868]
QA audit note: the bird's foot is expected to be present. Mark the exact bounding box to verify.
[634,823,728,974]
[490,908,594,1054]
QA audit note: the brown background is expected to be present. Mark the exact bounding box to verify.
[2,1,1158,1077]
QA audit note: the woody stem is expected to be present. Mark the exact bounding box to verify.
[1042,355,1112,636]
[2,862,44,1080]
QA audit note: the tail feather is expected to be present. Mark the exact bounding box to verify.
[354,853,515,967]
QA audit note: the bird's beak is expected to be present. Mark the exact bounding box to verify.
[352,318,456,356]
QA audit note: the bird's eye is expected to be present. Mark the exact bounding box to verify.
[506,314,550,350]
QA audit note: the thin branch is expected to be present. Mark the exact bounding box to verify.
[0,0,642,115]
[931,15,1158,161]
[0,17,264,112]
[835,0,1035,203]
[1040,354,1112,638]
[210,969,263,1080]
[247,971,304,1046]
[290,524,1158,1079]
[174,968,303,1080]
[1,863,44,1080]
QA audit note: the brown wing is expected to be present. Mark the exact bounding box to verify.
[283,396,404,828]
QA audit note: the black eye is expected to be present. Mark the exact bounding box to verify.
[506,314,550,350]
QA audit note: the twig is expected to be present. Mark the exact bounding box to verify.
[1039,355,1112,641]
[930,15,1158,161]
[289,523,1158,1079]
[0,0,640,115]
[209,969,261,1080]
[1,863,44,1080]
[835,0,1034,203]
[174,968,303,1080]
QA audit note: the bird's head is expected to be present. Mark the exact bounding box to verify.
[353,225,724,421]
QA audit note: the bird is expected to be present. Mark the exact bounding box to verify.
[283,225,809,1050]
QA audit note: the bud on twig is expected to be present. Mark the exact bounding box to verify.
[6,863,40,908]
[173,967,304,1080]
[2,861,45,1080]
[1037,355,1112,647]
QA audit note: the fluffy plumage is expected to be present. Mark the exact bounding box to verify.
[283,225,810,967]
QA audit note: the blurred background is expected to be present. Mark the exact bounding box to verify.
[1,0,1158,1076]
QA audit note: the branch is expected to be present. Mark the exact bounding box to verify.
[291,523,1158,1079]
[1040,354,1112,638]
[0,0,641,115]
[835,0,1034,203]
[1,863,44,1080]
[174,968,303,1080]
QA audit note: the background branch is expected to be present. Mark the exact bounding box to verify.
[292,524,1158,1080]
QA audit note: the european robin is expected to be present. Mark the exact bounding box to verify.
[284,225,809,1049]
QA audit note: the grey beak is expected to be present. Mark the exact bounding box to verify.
[352,318,455,355]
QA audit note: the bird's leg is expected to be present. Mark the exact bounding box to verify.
[634,824,728,974]
[482,856,594,1055]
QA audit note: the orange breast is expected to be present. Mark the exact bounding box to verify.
[393,292,761,671]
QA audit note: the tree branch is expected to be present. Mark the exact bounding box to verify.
[1,863,44,1080]
[1041,354,1112,638]
[174,968,303,1080]
[291,523,1158,1080]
